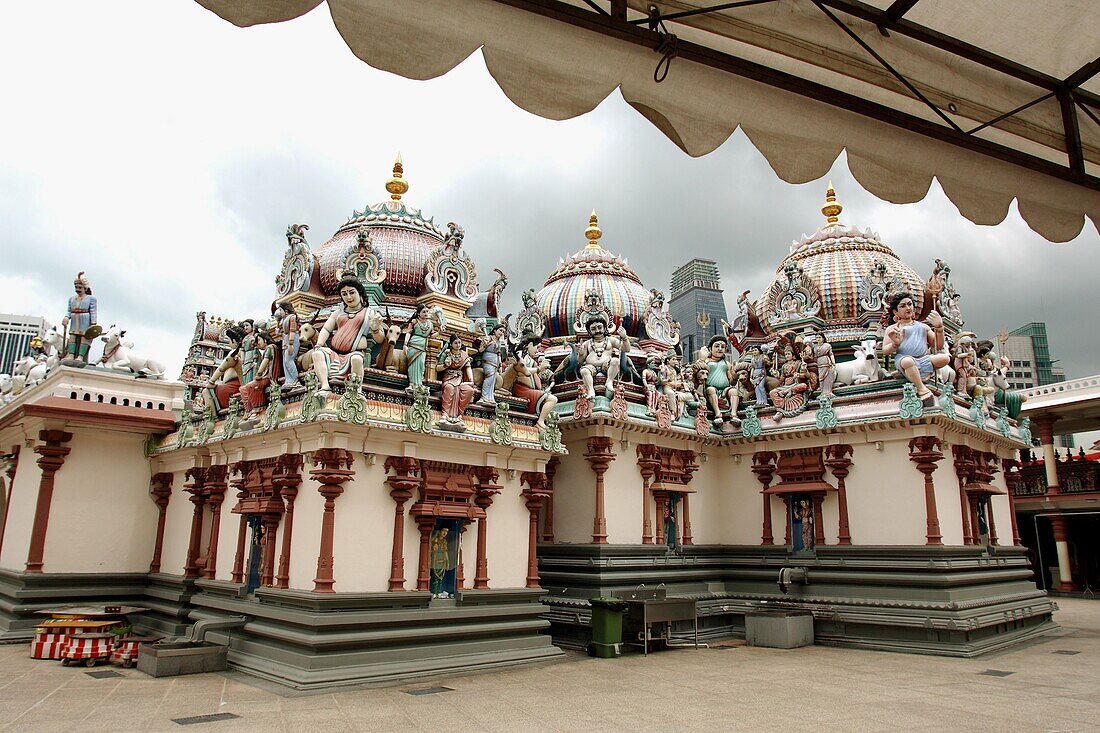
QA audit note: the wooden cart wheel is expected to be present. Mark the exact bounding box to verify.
[84,658,97,667]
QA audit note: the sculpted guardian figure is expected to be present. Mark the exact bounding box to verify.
[882,291,949,402]
[577,314,624,400]
[310,272,385,397]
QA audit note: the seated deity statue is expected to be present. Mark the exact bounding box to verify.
[882,291,949,401]
[576,315,624,400]
[240,330,281,418]
[659,351,696,420]
[203,325,245,411]
[500,333,559,430]
[769,344,810,408]
[435,334,478,431]
[704,335,740,425]
[310,273,384,395]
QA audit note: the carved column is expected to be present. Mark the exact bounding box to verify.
[472,466,502,589]
[585,437,615,544]
[310,448,354,593]
[25,430,72,573]
[202,465,229,580]
[1034,415,1061,492]
[229,462,251,584]
[824,445,853,545]
[1050,515,1078,592]
[274,453,304,589]
[0,445,19,557]
[415,515,434,591]
[148,472,173,573]
[811,495,826,547]
[541,456,558,543]
[521,472,550,588]
[681,493,693,546]
[261,515,280,587]
[637,444,661,544]
[1001,458,1023,546]
[982,454,1000,547]
[909,437,944,546]
[384,456,421,592]
[752,452,777,546]
[653,490,668,545]
[953,445,975,545]
[183,466,208,578]
[456,523,469,590]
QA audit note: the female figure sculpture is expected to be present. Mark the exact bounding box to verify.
[475,323,507,406]
[748,345,769,406]
[310,273,385,396]
[240,330,280,418]
[274,301,300,387]
[769,344,810,413]
[429,526,451,597]
[501,333,559,430]
[402,304,437,393]
[642,353,663,416]
[204,326,245,411]
[436,334,477,431]
[239,319,258,384]
[882,292,948,401]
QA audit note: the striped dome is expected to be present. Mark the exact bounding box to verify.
[535,212,651,338]
[760,187,924,333]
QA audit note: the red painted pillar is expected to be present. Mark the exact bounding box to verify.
[202,465,229,580]
[521,472,550,588]
[148,472,173,573]
[229,462,250,584]
[825,445,853,545]
[541,456,558,543]
[0,446,20,559]
[953,446,974,545]
[586,437,615,544]
[310,449,354,593]
[415,516,434,592]
[1050,515,1078,592]
[752,452,777,546]
[681,493,693,546]
[261,515,279,587]
[1001,458,1023,546]
[473,467,501,589]
[637,445,660,545]
[811,494,826,547]
[653,491,668,546]
[183,466,208,579]
[25,431,72,573]
[274,453,303,589]
[384,457,421,592]
[909,437,944,546]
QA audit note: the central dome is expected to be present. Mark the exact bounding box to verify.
[311,157,449,301]
[534,212,651,338]
[759,185,925,334]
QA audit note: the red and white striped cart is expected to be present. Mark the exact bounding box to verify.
[61,633,116,667]
[30,619,120,660]
[110,636,161,668]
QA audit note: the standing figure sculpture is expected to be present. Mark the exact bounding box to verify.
[61,272,99,363]
[748,345,770,406]
[659,351,695,420]
[475,323,507,406]
[402,304,438,393]
[240,330,281,418]
[274,301,300,387]
[310,272,385,397]
[806,330,837,397]
[204,325,245,411]
[704,335,739,426]
[429,526,451,597]
[436,334,477,432]
[239,319,258,385]
[882,292,948,401]
[577,315,624,400]
[642,353,663,416]
[501,333,559,430]
[769,344,810,416]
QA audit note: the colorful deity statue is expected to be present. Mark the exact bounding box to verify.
[402,304,444,393]
[659,351,695,420]
[429,526,451,598]
[240,330,281,418]
[642,353,663,416]
[239,319,258,384]
[882,291,949,401]
[61,271,99,363]
[804,329,837,397]
[274,300,300,387]
[748,345,770,406]
[500,333,559,430]
[310,272,385,396]
[704,335,740,426]
[436,334,477,432]
[475,322,508,406]
[204,325,245,411]
[577,313,625,400]
[769,342,810,416]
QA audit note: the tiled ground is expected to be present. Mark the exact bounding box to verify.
[2,598,1098,732]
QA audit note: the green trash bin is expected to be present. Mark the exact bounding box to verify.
[589,597,628,658]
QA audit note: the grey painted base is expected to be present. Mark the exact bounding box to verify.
[138,641,228,677]
[538,543,1058,658]
[746,610,813,648]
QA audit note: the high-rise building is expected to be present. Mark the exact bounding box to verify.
[1003,322,1074,448]
[669,258,728,360]
[0,313,45,374]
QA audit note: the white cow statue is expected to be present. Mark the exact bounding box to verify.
[835,337,886,387]
[12,354,49,388]
[99,326,166,378]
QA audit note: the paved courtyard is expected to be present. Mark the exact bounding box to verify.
[1,598,1097,732]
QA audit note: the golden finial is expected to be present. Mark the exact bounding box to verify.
[385,153,408,201]
[821,180,843,226]
[584,209,603,249]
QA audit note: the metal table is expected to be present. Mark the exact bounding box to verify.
[616,589,699,655]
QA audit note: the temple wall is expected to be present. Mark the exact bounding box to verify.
[329,455,391,592]
[43,429,155,573]
[288,473,325,591]
[0,457,41,572]
[550,434,596,544]
[158,469,191,575]
[602,442,640,545]
[485,473,530,589]
[831,440,927,546]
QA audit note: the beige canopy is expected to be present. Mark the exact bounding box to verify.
[196,0,1100,242]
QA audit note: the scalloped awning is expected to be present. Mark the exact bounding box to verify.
[195,0,1100,242]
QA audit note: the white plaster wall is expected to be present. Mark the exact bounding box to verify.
[842,441,928,546]
[684,452,723,545]
[601,442,641,545]
[718,455,769,546]
[820,489,840,546]
[43,430,157,573]
[214,492,244,582]
[287,473,325,591]
[933,454,966,546]
[484,474,531,589]
[157,469,191,575]
[329,455,392,592]
[549,434,596,544]
[0,455,43,571]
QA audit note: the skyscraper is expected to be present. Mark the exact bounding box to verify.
[669,258,728,360]
[1003,322,1074,448]
[0,314,45,374]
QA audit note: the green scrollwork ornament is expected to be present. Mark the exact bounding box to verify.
[222,395,242,439]
[539,411,565,453]
[938,383,957,419]
[299,371,322,423]
[899,383,924,419]
[741,403,762,438]
[815,394,838,429]
[336,372,367,425]
[490,400,514,445]
[405,383,433,433]
[263,381,286,431]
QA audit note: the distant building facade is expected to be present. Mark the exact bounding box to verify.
[668,258,727,360]
[0,314,45,373]
[1003,322,1074,448]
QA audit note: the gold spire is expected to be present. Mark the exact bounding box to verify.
[821,180,842,226]
[584,209,603,249]
[385,153,408,201]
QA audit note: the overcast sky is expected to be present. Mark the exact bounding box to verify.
[3,2,1098,440]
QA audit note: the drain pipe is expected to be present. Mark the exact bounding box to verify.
[778,567,809,594]
[187,616,249,644]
